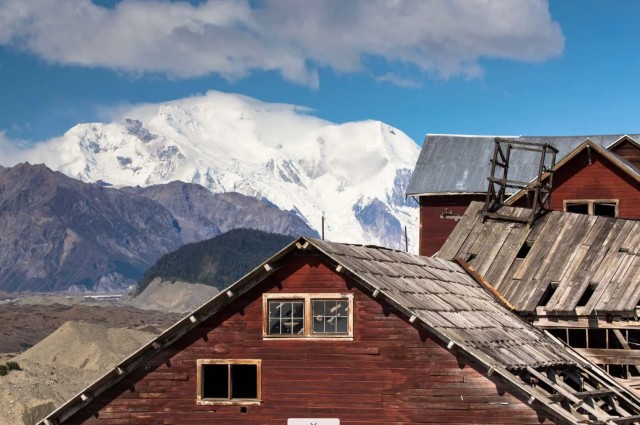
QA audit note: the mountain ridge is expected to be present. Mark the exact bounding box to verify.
[0,163,316,292]
[6,91,420,251]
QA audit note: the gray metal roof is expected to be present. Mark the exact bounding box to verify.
[407,134,640,196]
[438,202,640,314]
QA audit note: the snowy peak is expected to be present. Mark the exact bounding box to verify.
[11,91,421,251]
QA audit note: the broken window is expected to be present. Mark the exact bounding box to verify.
[564,200,618,217]
[268,300,304,335]
[594,202,616,217]
[312,300,349,334]
[565,202,589,214]
[197,360,260,404]
[263,293,353,339]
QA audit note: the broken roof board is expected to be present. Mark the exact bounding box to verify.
[407,134,640,196]
[438,202,640,315]
[40,236,640,425]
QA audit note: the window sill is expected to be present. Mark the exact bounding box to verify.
[197,399,262,406]
[262,335,353,341]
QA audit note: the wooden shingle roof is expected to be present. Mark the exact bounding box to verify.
[438,202,640,315]
[310,239,576,370]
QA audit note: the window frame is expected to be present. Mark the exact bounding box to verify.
[196,359,262,406]
[262,293,354,340]
[563,199,619,217]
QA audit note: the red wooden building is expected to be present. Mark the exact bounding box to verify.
[39,238,640,425]
[406,134,640,256]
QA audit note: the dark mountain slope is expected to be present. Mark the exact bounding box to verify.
[123,182,318,243]
[0,164,317,293]
[136,229,293,294]
[0,163,183,292]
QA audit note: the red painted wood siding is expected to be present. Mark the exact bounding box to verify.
[66,256,549,425]
[610,140,640,168]
[548,150,640,218]
[419,195,485,256]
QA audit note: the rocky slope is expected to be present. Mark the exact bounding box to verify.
[0,163,316,292]
[9,91,420,251]
[123,181,317,244]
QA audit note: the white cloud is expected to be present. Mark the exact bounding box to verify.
[0,0,563,86]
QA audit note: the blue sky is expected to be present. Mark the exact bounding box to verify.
[1,0,639,146]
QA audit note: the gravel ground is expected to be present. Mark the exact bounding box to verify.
[0,321,156,425]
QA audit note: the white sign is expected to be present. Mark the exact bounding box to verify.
[288,419,339,425]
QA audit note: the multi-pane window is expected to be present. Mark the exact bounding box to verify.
[312,299,349,334]
[197,359,261,405]
[263,293,353,339]
[268,300,304,335]
[564,200,618,217]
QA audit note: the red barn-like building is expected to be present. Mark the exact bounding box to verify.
[39,238,640,425]
[406,134,640,256]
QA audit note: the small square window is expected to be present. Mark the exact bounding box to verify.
[263,293,353,339]
[268,300,304,335]
[197,360,261,405]
[312,299,349,334]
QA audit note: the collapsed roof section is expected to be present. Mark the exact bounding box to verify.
[438,202,640,315]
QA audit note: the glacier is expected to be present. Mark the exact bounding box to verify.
[8,91,421,252]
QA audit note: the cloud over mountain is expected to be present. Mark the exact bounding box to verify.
[0,0,564,86]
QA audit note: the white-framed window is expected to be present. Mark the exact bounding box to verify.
[564,199,618,217]
[262,293,354,339]
[196,359,261,405]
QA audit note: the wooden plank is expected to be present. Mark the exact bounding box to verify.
[437,202,485,260]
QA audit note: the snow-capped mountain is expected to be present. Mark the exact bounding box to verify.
[12,91,420,251]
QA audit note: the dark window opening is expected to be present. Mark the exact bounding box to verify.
[568,329,587,348]
[577,285,595,307]
[202,364,229,399]
[608,330,624,349]
[628,330,640,349]
[608,364,628,379]
[546,328,568,343]
[538,284,557,307]
[594,203,616,217]
[201,363,259,401]
[231,365,258,399]
[566,203,589,214]
[587,329,607,349]
[516,241,533,259]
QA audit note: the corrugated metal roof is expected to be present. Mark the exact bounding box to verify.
[406,134,640,195]
[438,202,640,314]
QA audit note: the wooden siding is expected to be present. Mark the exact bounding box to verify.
[419,194,485,256]
[610,139,640,168]
[548,149,640,219]
[65,255,549,425]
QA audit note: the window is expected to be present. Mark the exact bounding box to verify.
[564,200,618,217]
[263,293,353,339]
[197,359,261,405]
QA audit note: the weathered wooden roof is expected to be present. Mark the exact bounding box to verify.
[407,134,640,196]
[438,202,640,315]
[40,237,640,425]
[310,239,575,370]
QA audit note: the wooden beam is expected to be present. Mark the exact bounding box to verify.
[456,258,515,311]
